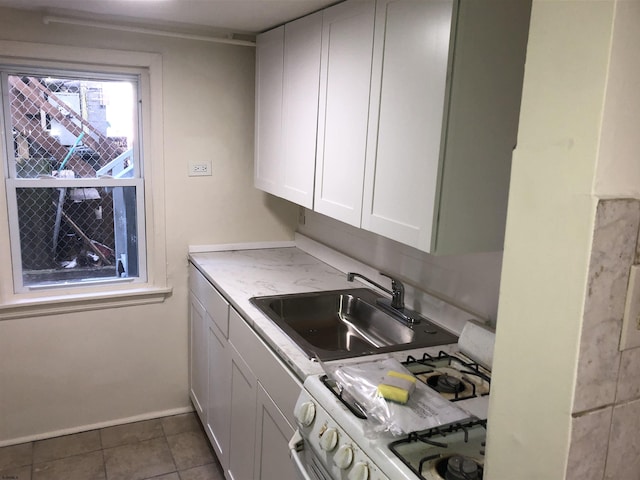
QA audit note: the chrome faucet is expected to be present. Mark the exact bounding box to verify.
[347,271,420,324]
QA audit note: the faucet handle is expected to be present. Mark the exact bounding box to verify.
[379,272,405,309]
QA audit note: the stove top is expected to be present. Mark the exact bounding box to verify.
[314,351,491,479]
[322,351,491,421]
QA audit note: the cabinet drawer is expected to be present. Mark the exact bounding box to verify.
[229,308,301,427]
[189,264,230,338]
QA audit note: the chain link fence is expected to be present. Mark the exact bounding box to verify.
[17,187,119,284]
[9,75,131,178]
[6,73,138,286]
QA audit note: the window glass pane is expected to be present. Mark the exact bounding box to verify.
[16,185,139,287]
[8,74,136,179]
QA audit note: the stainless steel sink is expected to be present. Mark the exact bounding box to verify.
[249,288,458,361]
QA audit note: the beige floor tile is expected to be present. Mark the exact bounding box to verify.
[166,432,213,472]
[0,442,33,470]
[0,464,32,480]
[146,473,179,480]
[103,437,175,480]
[100,420,164,449]
[33,431,102,464]
[178,463,224,480]
[32,451,105,480]
[160,414,200,437]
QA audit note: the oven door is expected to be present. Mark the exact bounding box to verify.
[289,429,334,480]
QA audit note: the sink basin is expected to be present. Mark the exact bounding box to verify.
[250,288,458,361]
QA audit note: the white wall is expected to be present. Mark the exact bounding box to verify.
[0,7,298,445]
[486,2,616,479]
[595,0,640,198]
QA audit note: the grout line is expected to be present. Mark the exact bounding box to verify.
[161,433,179,477]
[101,447,107,480]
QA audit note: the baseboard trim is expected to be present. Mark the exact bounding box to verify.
[0,405,195,447]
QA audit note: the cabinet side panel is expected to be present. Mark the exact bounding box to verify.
[314,1,375,226]
[434,0,531,254]
[363,0,454,251]
[255,27,285,195]
[281,12,322,208]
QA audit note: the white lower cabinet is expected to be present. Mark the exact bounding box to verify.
[227,343,257,480]
[207,318,231,471]
[254,384,298,480]
[188,292,207,419]
[189,265,301,480]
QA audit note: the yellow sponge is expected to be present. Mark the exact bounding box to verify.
[377,370,417,404]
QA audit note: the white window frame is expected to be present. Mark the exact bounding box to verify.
[2,68,147,292]
[0,41,170,319]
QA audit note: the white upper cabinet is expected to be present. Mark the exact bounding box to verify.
[362,0,530,254]
[255,12,322,209]
[254,0,530,255]
[362,0,453,251]
[254,26,284,197]
[313,1,376,226]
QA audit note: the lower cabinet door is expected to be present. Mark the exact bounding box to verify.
[254,384,297,480]
[189,292,207,419]
[227,344,257,480]
[206,319,231,471]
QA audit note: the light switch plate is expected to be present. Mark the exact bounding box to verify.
[188,160,212,176]
[620,265,640,350]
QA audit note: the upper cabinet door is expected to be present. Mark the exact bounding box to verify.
[432,0,531,254]
[362,0,455,252]
[254,26,284,197]
[314,1,375,226]
[280,12,323,208]
[255,13,322,208]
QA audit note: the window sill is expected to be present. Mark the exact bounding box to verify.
[0,285,172,320]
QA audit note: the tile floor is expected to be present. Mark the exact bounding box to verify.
[0,413,225,480]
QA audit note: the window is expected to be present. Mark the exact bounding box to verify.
[1,69,146,293]
[0,43,169,317]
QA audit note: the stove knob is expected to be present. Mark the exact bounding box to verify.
[295,401,316,427]
[334,444,354,469]
[319,427,338,451]
[347,461,369,480]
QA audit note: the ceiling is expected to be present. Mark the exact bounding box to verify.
[0,0,341,34]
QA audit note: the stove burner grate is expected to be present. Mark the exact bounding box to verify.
[405,351,491,383]
[389,419,487,480]
[404,351,491,402]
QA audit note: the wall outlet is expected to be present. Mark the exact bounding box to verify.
[620,265,640,350]
[188,160,212,176]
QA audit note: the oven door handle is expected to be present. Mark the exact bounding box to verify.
[289,429,315,480]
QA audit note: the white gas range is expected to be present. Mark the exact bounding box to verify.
[289,321,494,480]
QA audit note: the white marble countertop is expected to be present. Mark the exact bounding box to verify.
[190,247,363,378]
[189,245,468,380]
